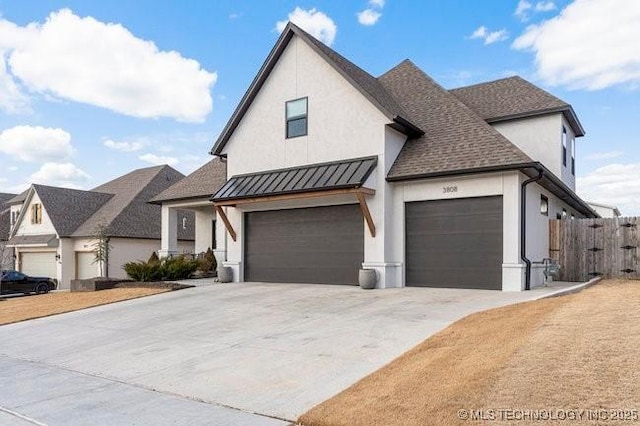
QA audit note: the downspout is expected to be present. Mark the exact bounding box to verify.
[521,168,544,291]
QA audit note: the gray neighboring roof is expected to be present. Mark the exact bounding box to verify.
[32,185,114,237]
[151,158,227,203]
[212,157,377,202]
[379,60,534,180]
[7,234,58,247]
[450,76,585,137]
[6,190,27,205]
[72,165,189,239]
[210,22,422,156]
[0,193,16,241]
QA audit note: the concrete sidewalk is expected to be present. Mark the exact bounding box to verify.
[0,356,287,426]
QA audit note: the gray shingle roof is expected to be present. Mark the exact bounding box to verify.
[72,165,189,239]
[6,190,27,205]
[33,185,114,237]
[210,22,422,156]
[450,76,584,136]
[151,158,227,203]
[379,60,533,180]
[0,193,16,241]
[212,157,376,202]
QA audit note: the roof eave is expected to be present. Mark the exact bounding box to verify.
[386,162,597,218]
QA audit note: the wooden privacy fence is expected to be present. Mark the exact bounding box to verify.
[549,217,639,282]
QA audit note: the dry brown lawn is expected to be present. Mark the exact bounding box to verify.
[0,288,169,326]
[299,280,640,426]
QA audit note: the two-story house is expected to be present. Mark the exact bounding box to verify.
[0,193,16,270]
[156,22,596,291]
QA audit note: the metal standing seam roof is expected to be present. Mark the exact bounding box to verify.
[211,157,377,202]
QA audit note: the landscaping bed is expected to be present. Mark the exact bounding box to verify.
[299,279,640,426]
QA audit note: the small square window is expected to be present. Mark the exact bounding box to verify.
[562,208,567,218]
[286,97,308,138]
[540,195,549,216]
[556,212,562,220]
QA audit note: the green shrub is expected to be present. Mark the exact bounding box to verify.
[123,255,199,282]
[148,251,160,264]
[199,247,217,273]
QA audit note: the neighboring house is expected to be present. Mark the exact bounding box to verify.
[6,165,194,289]
[151,158,227,266]
[587,201,621,218]
[158,23,596,291]
[0,193,17,270]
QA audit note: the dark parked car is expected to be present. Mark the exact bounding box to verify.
[0,270,57,295]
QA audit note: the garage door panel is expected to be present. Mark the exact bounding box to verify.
[20,252,57,279]
[406,196,503,290]
[245,205,364,285]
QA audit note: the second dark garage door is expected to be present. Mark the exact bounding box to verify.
[244,204,364,285]
[405,196,503,290]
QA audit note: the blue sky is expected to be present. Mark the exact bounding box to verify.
[0,0,639,213]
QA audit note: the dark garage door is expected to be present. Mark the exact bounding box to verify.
[405,196,503,290]
[245,204,364,285]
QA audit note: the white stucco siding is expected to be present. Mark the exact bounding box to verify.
[106,238,161,280]
[222,36,390,177]
[391,172,523,290]
[13,192,57,236]
[492,113,576,190]
[524,181,584,288]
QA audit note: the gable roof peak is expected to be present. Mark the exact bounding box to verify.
[210,22,422,156]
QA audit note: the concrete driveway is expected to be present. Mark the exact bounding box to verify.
[0,282,566,424]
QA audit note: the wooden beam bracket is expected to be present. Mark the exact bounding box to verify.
[356,191,376,238]
[214,205,237,242]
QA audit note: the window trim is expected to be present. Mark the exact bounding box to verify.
[571,134,576,175]
[285,97,308,139]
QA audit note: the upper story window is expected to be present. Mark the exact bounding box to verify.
[10,210,19,226]
[31,203,42,225]
[562,208,567,218]
[286,97,308,138]
[562,126,567,167]
[571,135,576,176]
[540,195,549,216]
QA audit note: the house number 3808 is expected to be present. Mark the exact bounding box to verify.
[443,186,458,193]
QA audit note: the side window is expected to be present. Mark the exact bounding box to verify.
[286,97,308,138]
[562,126,567,167]
[540,195,549,216]
[571,135,575,175]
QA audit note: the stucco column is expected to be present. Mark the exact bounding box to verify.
[502,173,525,291]
[159,205,178,258]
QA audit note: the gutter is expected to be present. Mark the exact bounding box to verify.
[520,168,544,291]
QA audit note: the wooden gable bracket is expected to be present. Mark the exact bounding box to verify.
[356,190,376,238]
[214,205,237,242]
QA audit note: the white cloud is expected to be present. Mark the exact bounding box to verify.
[139,153,179,166]
[535,1,556,12]
[0,125,73,162]
[470,26,509,45]
[357,9,381,26]
[276,7,337,46]
[515,0,532,20]
[369,0,385,7]
[585,151,623,161]
[577,163,640,215]
[513,0,640,90]
[0,9,216,122]
[0,50,30,114]
[30,162,90,188]
[103,138,147,152]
